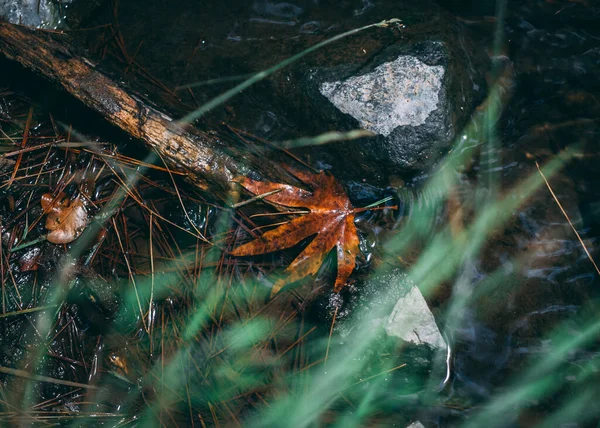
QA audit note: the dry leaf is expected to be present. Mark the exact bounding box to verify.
[41,193,89,244]
[231,171,359,296]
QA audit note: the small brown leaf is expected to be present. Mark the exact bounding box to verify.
[41,193,89,244]
[231,171,360,296]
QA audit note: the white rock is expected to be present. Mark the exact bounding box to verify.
[0,0,59,28]
[385,285,446,350]
[406,422,425,428]
[319,55,444,136]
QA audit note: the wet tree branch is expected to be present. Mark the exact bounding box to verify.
[0,21,242,193]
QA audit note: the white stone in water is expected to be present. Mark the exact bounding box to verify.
[0,0,59,29]
[406,422,426,428]
[320,55,444,136]
[385,285,446,350]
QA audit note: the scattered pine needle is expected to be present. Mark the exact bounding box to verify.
[231,189,283,209]
[353,363,407,385]
[0,304,57,318]
[536,161,600,276]
[324,305,338,367]
[0,366,98,390]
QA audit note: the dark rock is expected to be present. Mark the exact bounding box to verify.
[0,157,15,174]
[63,0,108,29]
[293,37,487,181]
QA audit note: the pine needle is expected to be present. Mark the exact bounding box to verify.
[536,161,600,276]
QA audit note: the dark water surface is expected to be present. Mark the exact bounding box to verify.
[1,0,600,426]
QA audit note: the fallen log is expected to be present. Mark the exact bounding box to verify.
[0,21,246,193]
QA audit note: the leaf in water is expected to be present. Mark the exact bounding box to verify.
[40,193,89,244]
[231,171,359,296]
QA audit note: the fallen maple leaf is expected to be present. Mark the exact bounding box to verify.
[41,193,89,244]
[231,171,360,296]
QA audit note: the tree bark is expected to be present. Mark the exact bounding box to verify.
[0,21,243,193]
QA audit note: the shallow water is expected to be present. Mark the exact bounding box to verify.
[1,0,600,426]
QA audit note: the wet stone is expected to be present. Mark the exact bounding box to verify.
[0,0,104,29]
[298,39,486,180]
[0,0,60,28]
[385,284,446,350]
[307,268,447,395]
[319,54,445,137]
[310,268,446,351]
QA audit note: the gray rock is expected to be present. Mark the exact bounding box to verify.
[307,268,447,394]
[319,55,445,137]
[386,285,446,350]
[312,268,445,350]
[303,267,448,401]
[297,38,486,180]
[0,0,60,28]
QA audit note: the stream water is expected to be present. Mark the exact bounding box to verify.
[1,0,599,426]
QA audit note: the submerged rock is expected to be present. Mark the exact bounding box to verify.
[311,268,446,351]
[0,0,60,28]
[0,0,104,29]
[386,284,446,349]
[308,268,447,394]
[296,38,486,179]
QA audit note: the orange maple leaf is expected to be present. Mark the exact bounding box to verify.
[231,171,360,296]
